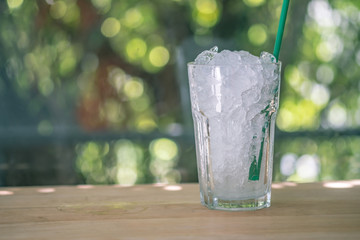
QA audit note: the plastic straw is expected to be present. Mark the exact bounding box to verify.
[248,0,290,181]
[273,0,290,61]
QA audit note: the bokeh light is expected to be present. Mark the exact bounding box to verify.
[280,153,297,176]
[76,142,110,184]
[61,3,80,26]
[107,67,126,92]
[193,0,220,28]
[124,8,144,28]
[149,46,170,68]
[307,0,340,27]
[135,114,157,132]
[327,103,347,128]
[316,64,334,84]
[129,96,150,112]
[277,99,320,131]
[91,0,112,14]
[50,1,67,19]
[248,24,268,46]
[124,78,144,99]
[315,42,334,62]
[126,38,147,62]
[295,155,320,182]
[115,140,142,185]
[59,49,77,76]
[196,0,217,14]
[101,17,121,38]
[150,138,178,161]
[101,99,125,124]
[310,84,330,106]
[38,78,54,96]
[243,0,265,8]
[7,0,23,9]
[149,138,180,183]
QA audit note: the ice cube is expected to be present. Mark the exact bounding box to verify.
[260,51,277,64]
[194,46,218,64]
[210,50,240,66]
[236,50,261,65]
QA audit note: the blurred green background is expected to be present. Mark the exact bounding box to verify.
[0,0,359,186]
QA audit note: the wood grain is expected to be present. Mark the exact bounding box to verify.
[1,181,360,240]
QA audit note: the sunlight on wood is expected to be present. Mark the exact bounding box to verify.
[76,185,95,189]
[282,182,298,187]
[272,183,284,189]
[272,182,298,189]
[323,181,353,189]
[350,180,360,186]
[0,190,14,196]
[37,188,56,193]
[163,185,182,191]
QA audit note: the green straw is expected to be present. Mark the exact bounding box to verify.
[273,0,290,61]
[248,0,290,181]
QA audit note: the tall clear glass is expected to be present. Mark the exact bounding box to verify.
[188,61,281,211]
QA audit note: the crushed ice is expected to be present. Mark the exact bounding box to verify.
[190,47,280,198]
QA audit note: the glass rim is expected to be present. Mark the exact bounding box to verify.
[187,61,281,67]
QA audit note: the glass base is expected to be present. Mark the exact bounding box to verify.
[201,192,271,211]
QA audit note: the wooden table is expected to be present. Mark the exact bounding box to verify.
[1,180,360,239]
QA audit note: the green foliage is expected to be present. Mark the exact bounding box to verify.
[0,0,359,185]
